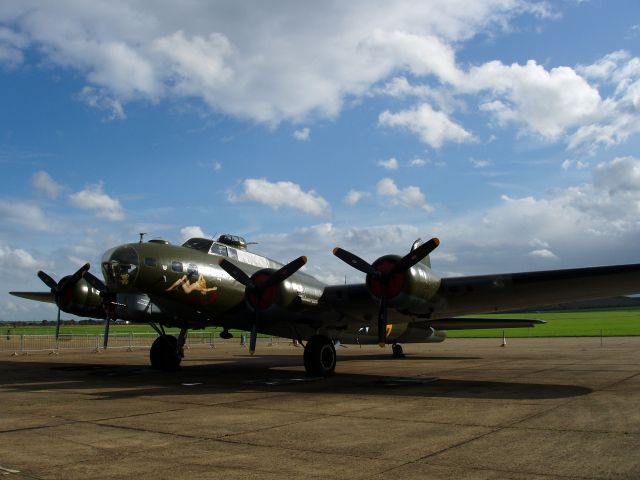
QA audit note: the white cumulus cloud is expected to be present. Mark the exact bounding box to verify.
[0,1,551,124]
[229,178,330,217]
[0,201,50,231]
[179,226,206,243]
[31,171,62,199]
[69,183,125,221]
[0,244,39,270]
[344,190,370,206]
[528,248,558,260]
[379,103,473,148]
[377,157,399,170]
[376,178,434,212]
[469,60,602,140]
[293,127,310,141]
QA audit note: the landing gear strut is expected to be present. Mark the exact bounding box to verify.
[150,334,182,371]
[303,335,336,377]
[177,327,188,358]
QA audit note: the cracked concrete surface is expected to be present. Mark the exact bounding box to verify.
[1,337,639,479]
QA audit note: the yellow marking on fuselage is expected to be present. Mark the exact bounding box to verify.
[386,324,393,337]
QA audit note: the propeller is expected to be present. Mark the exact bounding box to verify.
[37,263,90,340]
[83,271,116,349]
[333,237,440,347]
[218,255,307,354]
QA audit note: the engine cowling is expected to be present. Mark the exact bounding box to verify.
[366,254,441,313]
[57,277,105,318]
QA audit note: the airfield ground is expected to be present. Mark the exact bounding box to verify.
[1,338,640,479]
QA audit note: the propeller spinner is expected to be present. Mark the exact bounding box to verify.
[333,237,440,347]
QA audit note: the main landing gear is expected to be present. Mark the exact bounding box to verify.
[303,335,336,377]
[149,327,188,371]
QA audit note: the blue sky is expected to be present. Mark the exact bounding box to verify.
[2,1,640,320]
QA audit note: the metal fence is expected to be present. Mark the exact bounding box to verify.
[1,333,290,355]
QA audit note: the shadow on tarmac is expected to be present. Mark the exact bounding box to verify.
[0,352,592,402]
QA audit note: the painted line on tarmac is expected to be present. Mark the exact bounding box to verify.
[0,466,20,475]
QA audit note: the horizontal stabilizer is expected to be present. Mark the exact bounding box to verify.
[428,317,545,330]
[9,291,56,304]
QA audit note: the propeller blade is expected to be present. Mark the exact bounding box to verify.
[37,271,58,291]
[263,256,307,289]
[58,263,90,292]
[55,307,61,340]
[332,247,375,276]
[390,237,440,275]
[378,296,387,348]
[103,313,110,349]
[249,323,258,355]
[84,271,107,293]
[218,258,252,287]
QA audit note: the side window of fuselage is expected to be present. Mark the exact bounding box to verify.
[187,263,198,278]
[144,257,157,267]
[171,261,183,273]
[210,243,228,257]
[227,248,238,260]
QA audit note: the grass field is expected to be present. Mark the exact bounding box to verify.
[446,309,640,337]
[3,308,640,337]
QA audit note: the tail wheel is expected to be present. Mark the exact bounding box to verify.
[150,334,181,371]
[303,335,336,377]
[392,343,404,358]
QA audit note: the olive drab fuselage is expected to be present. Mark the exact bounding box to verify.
[98,237,445,345]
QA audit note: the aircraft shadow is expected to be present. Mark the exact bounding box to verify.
[1,355,592,401]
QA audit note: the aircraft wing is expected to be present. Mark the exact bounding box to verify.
[9,291,56,304]
[426,263,640,319]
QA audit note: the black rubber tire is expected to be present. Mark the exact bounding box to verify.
[303,335,336,377]
[150,334,181,371]
[392,343,404,358]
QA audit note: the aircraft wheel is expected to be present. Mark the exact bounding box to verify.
[392,343,404,358]
[150,334,182,371]
[303,335,336,377]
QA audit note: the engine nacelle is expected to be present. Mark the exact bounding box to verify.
[247,268,302,311]
[57,277,105,318]
[113,292,166,322]
[366,254,441,313]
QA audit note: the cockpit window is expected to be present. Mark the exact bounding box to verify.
[182,237,214,253]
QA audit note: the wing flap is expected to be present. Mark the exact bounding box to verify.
[427,317,545,330]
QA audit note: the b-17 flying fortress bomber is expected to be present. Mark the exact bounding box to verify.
[10,233,640,376]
